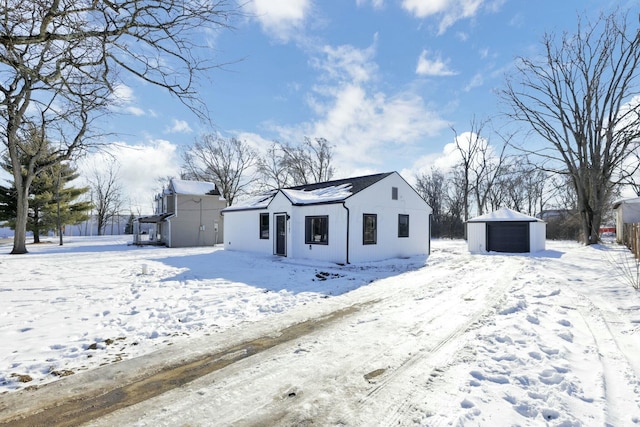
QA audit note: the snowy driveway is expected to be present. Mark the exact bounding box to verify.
[1,237,640,425]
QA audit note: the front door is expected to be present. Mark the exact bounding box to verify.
[275,214,287,256]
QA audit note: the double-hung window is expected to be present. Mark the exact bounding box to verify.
[363,214,377,245]
[259,213,269,239]
[398,214,409,238]
[305,216,328,244]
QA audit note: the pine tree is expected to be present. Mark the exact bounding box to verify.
[1,154,92,243]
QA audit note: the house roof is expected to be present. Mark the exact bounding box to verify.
[467,207,542,223]
[170,179,221,196]
[223,172,395,212]
[613,197,640,209]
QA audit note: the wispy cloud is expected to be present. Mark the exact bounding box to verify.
[165,119,193,134]
[356,0,385,9]
[246,0,311,42]
[416,50,458,76]
[265,39,449,174]
[401,0,485,34]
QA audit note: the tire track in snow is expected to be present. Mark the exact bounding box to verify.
[357,257,526,425]
[540,261,640,426]
[570,291,640,426]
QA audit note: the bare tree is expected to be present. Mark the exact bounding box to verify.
[451,119,486,221]
[183,135,257,206]
[0,1,236,253]
[87,158,123,236]
[280,137,335,185]
[415,168,446,238]
[256,141,295,190]
[501,10,640,244]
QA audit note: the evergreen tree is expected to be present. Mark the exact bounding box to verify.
[1,153,92,243]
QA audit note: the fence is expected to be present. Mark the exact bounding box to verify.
[623,223,640,259]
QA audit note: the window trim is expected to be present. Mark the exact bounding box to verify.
[398,214,409,238]
[363,213,377,245]
[305,215,329,245]
[259,212,269,239]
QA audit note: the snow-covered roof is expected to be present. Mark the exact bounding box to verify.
[467,207,542,223]
[281,183,352,205]
[223,172,395,212]
[222,191,276,212]
[613,197,640,209]
[170,179,219,196]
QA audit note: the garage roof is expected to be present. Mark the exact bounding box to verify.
[467,207,542,223]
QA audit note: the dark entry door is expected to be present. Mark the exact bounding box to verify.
[275,214,286,256]
[486,222,529,253]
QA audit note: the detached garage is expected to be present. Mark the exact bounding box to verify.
[467,208,546,253]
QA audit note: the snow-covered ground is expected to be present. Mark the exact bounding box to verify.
[1,236,639,426]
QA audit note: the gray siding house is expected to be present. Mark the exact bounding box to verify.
[137,178,226,247]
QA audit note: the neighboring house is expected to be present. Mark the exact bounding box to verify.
[136,179,226,247]
[467,207,546,253]
[613,197,640,244]
[222,172,432,264]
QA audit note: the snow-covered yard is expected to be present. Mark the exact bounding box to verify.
[1,236,639,426]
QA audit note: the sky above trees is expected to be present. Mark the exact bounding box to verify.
[3,0,632,214]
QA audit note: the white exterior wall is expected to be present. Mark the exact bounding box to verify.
[223,209,272,255]
[529,222,546,252]
[466,222,487,253]
[289,203,348,263]
[347,174,431,263]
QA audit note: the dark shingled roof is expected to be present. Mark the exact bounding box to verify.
[287,172,394,197]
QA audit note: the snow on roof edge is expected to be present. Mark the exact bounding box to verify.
[467,207,542,222]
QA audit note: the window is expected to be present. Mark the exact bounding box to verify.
[259,213,269,239]
[363,214,377,245]
[398,214,409,238]
[392,187,398,200]
[305,216,328,244]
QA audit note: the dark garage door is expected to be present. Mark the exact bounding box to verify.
[486,222,530,253]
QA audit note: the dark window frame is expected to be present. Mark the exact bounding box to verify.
[305,215,329,245]
[398,214,409,238]
[363,213,377,245]
[392,186,398,200]
[259,213,269,239]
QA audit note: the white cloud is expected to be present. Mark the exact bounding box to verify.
[312,42,378,84]
[356,0,385,9]
[464,73,484,91]
[110,84,135,105]
[125,106,145,116]
[247,0,311,42]
[401,0,485,34]
[165,119,193,134]
[77,140,182,214]
[267,40,449,174]
[416,50,458,76]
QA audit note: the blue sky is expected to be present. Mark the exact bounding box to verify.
[8,0,632,213]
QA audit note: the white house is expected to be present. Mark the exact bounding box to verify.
[467,207,546,253]
[613,197,640,244]
[136,178,226,247]
[222,172,432,264]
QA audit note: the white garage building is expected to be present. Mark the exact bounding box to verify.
[466,208,546,253]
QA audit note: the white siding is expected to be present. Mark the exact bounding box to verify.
[529,222,546,252]
[289,204,348,263]
[347,173,431,263]
[467,222,487,253]
[223,209,272,255]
